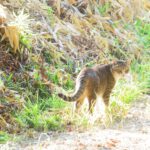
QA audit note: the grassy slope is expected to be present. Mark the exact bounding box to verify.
[0,0,150,143]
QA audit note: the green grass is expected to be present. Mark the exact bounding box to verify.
[15,95,65,131]
[134,19,150,49]
[20,33,32,49]
[133,19,150,90]
[98,2,110,16]
[1,9,150,144]
[0,132,10,144]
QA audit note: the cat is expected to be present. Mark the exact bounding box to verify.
[58,60,130,113]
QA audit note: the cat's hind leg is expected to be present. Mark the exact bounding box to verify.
[88,94,97,114]
[75,96,85,113]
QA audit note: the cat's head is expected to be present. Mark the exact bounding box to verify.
[111,60,131,80]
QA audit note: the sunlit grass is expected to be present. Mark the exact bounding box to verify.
[15,95,66,131]
[0,132,10,144]
[0,1,150,147]
[1,5,149,145]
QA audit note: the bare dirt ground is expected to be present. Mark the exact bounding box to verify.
[1,95,150,150]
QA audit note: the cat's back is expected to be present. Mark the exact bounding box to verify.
[78,64,112,81]
[93,64,111,77]
[78,67,98,79]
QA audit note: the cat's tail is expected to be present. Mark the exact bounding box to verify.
[58,73,87,102]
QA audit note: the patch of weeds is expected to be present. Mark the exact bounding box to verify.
[46,66,74,90]
[63,76,74,90]
[44,114,63,131]
[33,81,50,98]
[15,95,65,131]
[20,33,32,49]
[60,106,90,130]
[43,50,53,64]
[45,6,55,26]
[17,101,44,130]
[109,99,129,122]
[119,85,141,104]
[73,115,89,128]
[98,2,110,16]
[131,60,150,90]
[0,131,10,144]
[39,95,66,111]
[46,6,54,16]
[4,73,22,92]
[30,68,50,98]
[110,38,128,59]
[133,19,150,91]
[47,69,59,85]
[0,97,7,103]
[65,59,76,73]
[134,19,150,49]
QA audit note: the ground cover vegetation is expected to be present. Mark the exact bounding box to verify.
[0,0,149,143]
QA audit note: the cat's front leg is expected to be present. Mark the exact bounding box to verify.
[103,93,110,106]
[102,94,114,126]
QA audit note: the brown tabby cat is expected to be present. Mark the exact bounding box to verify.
[58,60,130,113]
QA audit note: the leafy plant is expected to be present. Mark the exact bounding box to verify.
[20,33,32,49]
[98,3,110,16]
[46,6,54,16]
